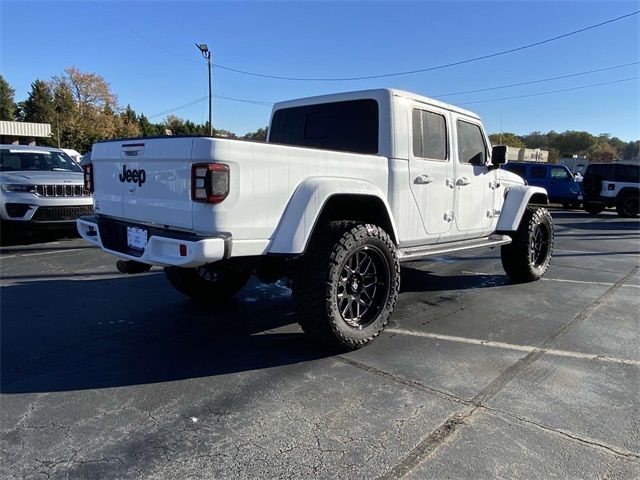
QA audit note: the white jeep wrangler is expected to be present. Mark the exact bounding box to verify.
[78,89,554,349]
[581,162,639,217]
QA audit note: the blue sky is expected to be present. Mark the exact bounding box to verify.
[2,1,639,140]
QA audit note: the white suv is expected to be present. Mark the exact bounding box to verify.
[582,162,639,217]
[0,145,93,233]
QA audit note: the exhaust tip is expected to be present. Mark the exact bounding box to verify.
[116,260,152,274]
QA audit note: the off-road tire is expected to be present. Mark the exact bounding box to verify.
[164,265,251,302]
[584,203,605,215]
[501,207,554,283]
[616,192,639,218]
[292,222,400,350]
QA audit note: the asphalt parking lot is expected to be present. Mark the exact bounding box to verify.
[1,208,639,479]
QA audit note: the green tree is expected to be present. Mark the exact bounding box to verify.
[51,67,120,151]
[608,136,627,157]
[52,82,77,148]
[488,132,524,148]
[137,113,162,137]
[622,141,640,160]
[116,105,140,138]
[0,74,16,120]
[214,127,237,139]
[590,142,618,162]
[165,115,185,135]
[21,80,55,124]
[551,131,596,157]
[243,127,268,142]
[521,131,550,149]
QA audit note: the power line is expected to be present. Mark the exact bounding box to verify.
[90,1,198,64]
[215,94,272,106]
[433,61,640,97]
[148,94,272,119]
[91,2,639,81]
[148,76,638,120]
[459,76,639,105]
[147,63,640,118]
[148,97,207,119]
[211,11,640,81]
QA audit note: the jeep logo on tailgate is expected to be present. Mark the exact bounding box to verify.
[119,165,146,186]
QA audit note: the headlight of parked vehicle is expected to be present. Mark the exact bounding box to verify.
[1,184,37,193]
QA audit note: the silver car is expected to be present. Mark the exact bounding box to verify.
[0,145,93,230]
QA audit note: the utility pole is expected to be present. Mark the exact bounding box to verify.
[196,43,213,136]
[56,114,60,148]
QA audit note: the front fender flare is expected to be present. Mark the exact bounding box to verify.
[496,185,548,232]
[268,177,398,254]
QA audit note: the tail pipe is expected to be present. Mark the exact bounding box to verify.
[116,260,152,274]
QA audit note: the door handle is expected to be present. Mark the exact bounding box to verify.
[414,175,433,185]
[456,177,471,186]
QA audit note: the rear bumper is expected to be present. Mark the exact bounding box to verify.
[77,216,228,268]
[583,195,615,207]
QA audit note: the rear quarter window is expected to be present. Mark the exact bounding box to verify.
[585,164,614,179]
[269,99,379,154]
[614,164,639,182]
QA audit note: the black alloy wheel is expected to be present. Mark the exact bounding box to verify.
[337,246,390,329]
[501,207,554,282]
[530,222,551,269]
[292,222,400,350]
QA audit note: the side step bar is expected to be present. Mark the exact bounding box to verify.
[398,234,512,262]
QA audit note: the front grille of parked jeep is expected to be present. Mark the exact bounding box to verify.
[31,205,94,222]
[35,185,91,197]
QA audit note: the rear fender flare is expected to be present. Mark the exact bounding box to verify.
[268,177,398,254]
[496,185,548,232]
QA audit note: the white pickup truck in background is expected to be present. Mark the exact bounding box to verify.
[78,88,554,349]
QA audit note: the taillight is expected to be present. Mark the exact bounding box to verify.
[83,164,94,193]
[191,163,230,203]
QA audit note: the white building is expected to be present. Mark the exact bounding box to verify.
[507,147,549,163]
[0,121,52,146]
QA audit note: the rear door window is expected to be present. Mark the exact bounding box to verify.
[531,166,547,178]
[412,109,447,160]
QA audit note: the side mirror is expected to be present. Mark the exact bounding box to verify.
[491,145,508,166]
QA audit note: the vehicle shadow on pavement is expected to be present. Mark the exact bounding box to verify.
[0,228,80,247]
[0,275,333,394]
[400,266,508,293]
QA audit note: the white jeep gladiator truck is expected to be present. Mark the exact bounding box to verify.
[78,89,554,349]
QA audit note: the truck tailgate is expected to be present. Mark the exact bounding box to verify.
[92,138,194,230]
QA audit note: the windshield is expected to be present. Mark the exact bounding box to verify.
[0,150,83,173]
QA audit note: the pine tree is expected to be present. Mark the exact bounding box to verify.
[0,74,16,120]
[21,80,55,124]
